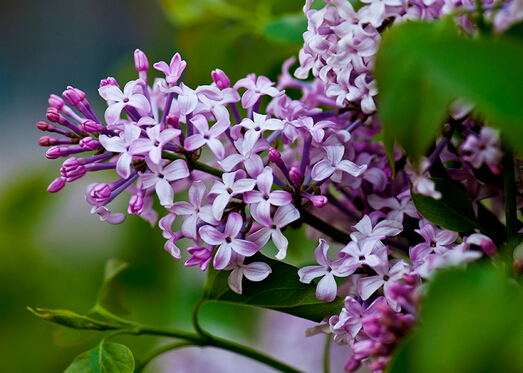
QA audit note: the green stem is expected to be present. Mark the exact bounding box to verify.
[135,341,196,373]
[120,323,304,373]
[323,333,331,373]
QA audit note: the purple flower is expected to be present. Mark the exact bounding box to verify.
[234,74,283,109]
[199,212,259,270]
[311,144,367,182]
[244,167,293,228]
[247,204,301,260]
[184,114,229,160]
[169,180,219,240]
[298,239,341,302]
[224,252,272,294]
[129,122,181,166]
[98,79,151,125]
[140,157,190,206]
[409,223,458,263]
[153,52,187,86]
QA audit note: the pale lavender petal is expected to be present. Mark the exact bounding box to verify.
[231,239,259,257]
[207,138,225,160]
[214,244,232,270]
[273,204,300,228]
[247,227,272,248]
[272,230,289,260]
[228,268,244,294]
[199,205,220,225]
[257,167,274,195]
[104,102,125,125]
[241,90,260,109]
[116,153,132,179]
[232,178,257,194]
[311,159,335,181]
[140,173,158,189]
[314,239,331,268]
[99,135,127,153]
[156,178,174,206]
[129,138,154,155]
[243,262,272,282]
[199,225,226,245]
[337,160,367,177]
[223,212,243,238]
[219,154,246,172]
[128,94,151,114]
[190,114,209,134]
[298,266,327,283]
[316,273,337,302]
[212,194,231,220]
[99,85,123,101]
[357,275,384,300]
[170,201,196,215]
[163,159,190,182]
[268,190,292,206]
[181,214,199,240]
[188,180,206,207]
[184,134,207,152]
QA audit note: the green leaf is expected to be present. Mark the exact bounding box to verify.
[387,266,523,373]
[203,252,343,322]
[94,259,130,316]
[262,13,308,44]
[28,307,111,330]
[63,342,134,373]
[375,19,523,161]
[411,178,477,232]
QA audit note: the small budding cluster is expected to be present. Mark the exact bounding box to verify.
[36,0,522,371]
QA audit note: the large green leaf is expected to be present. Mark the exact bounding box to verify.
[93,259,130,317]
[411,178,478,232]
[203,252,343,322]
[63,342,134,373]
[375,18,523,162]
[387,266,523,373]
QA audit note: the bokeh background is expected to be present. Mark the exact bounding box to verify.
[0,0,356,371]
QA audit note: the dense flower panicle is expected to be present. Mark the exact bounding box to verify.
[36,4,519,366]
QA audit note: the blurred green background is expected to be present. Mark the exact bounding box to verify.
[0,0,341,372]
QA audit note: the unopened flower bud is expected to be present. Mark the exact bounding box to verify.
[311,195,328,208]
[344,356,361,372]
[134,49,149,72]
[289,166,302,185]
[64,166,87,182]
[47,177,66,193]
[128,194,144,215]
[80,137,100,151]
[90,183,112,203]
[38,136,52,146]
[81,119,100,133]
[212,69,230,89]
[48,94,64,109]
[63,86,83,106]
[46,107,60,123]
[268,148,281,163]
[166,114,180,129]
[37,121,52,131]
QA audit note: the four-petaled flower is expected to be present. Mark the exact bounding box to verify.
[199,212,259,270]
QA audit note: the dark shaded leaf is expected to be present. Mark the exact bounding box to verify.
[203,252,343,322]
[94,259,130,316]
[411,178,477,232]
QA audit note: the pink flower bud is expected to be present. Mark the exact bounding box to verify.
[47,177,66,193]
[268,148,282,163]
[46,107,60,123]
[134,49,149,72]
[90,183,112,203]
[48,94,64,109]
[38,136,52,146]
[46,146,62,159]
[289,166,302,185]
[128,194,144,215]
[211,69,230,89]
[166,114,180,129]
[344,356,361,372]
[61,157,80,173]
[64,166,86,182]
[80,137,99,151]
[37,121,53,132]
[80,119,100,133]
[311,195,328,208]
[62,86,82,106]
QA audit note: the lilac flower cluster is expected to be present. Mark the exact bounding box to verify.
[297,0,523,114]
[35,0,522,371]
